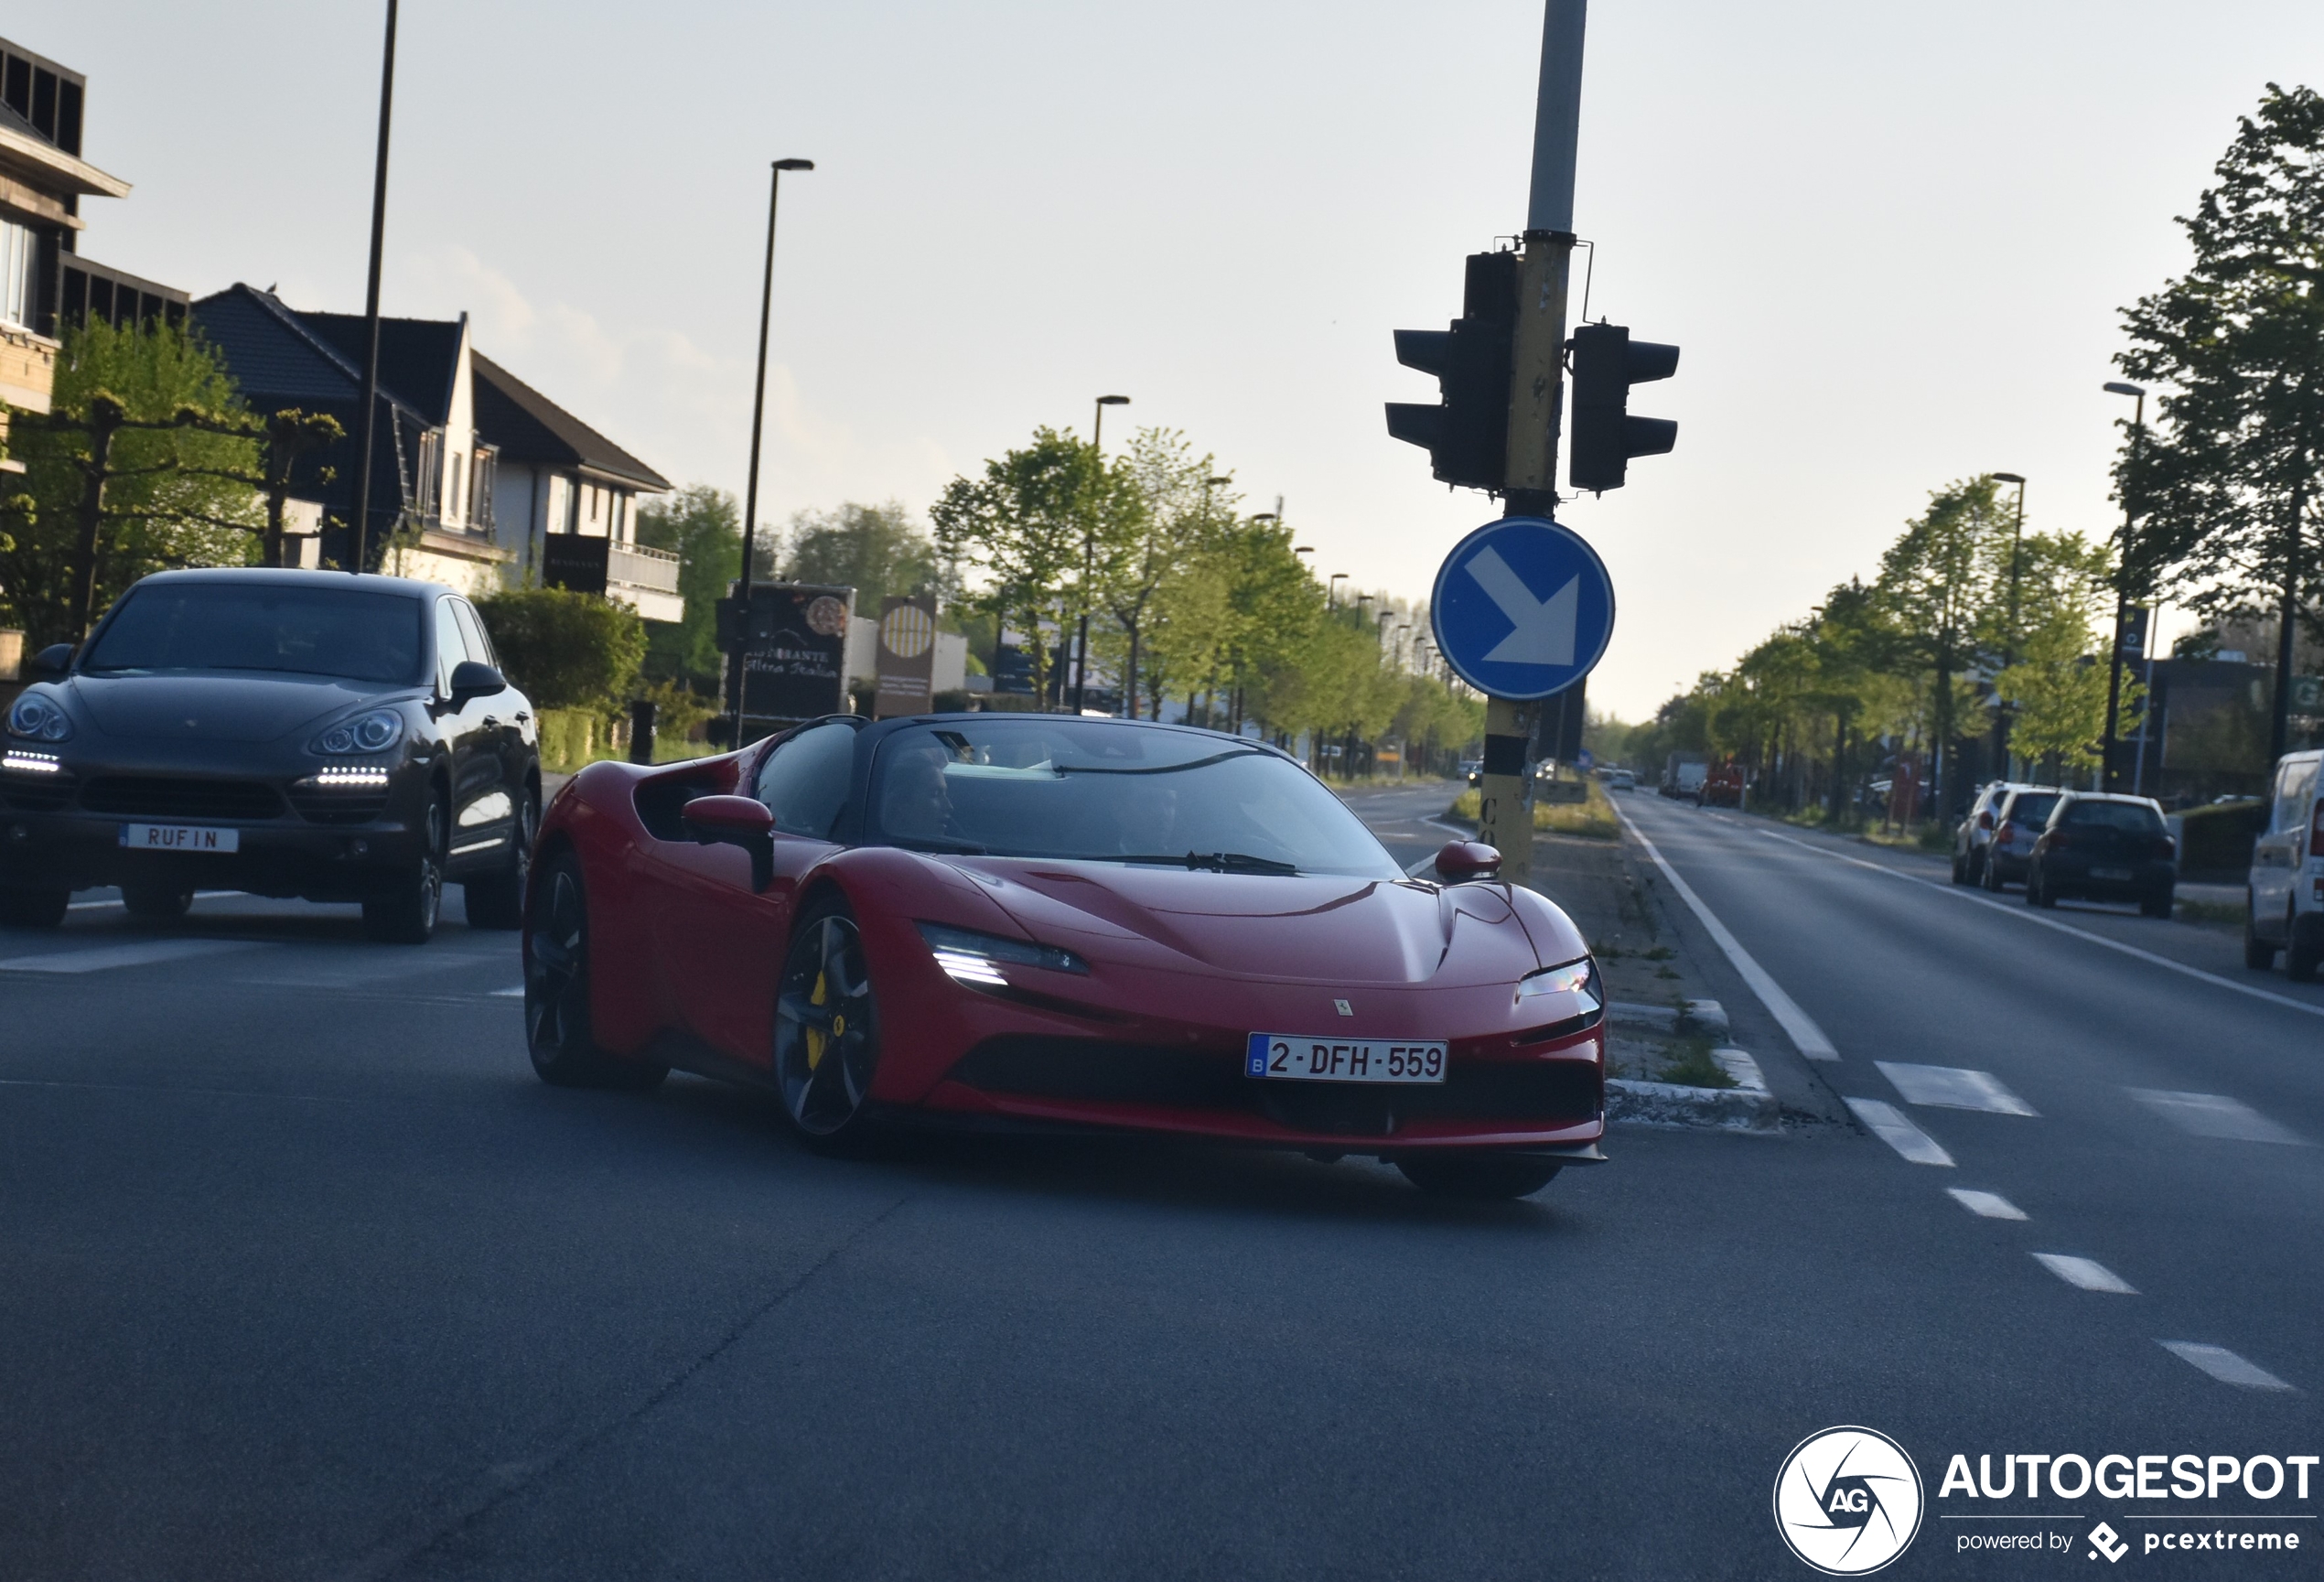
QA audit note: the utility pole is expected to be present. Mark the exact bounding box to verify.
[350,0,398,577]
[1472,0,1586,888]
[2100,382,2145,791]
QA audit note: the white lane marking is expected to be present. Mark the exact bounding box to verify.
[491,985,526,997]
[1748,824,2324,1025]
[2125,1089,2307,1146]
[2158,1341,2296,1392]
[1403,852,1438,877]
[1947,1188,2028,1220]
[1844,1097,1954,1166]
[0,938,270,974]
[2033,1253,2138,1294]
[2036,1254,2137,1291]
[1877,1062,2039,1116]
[1610,803,1840,1060]
[1424,817,1474,839]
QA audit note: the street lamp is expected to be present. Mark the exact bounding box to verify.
[1329,572,1348,607]
[350,0,401,576]
[1991,471,2027,779]
[2101,382,2146,791]
[1292,545,1314,555]
[729,156,816,746]
[1071,393,1131,715]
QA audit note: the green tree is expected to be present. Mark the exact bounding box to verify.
[1991,531,2117,776]
[2,317,264,644]
[1871,476,2014,813]
[2118,82,2324,763]
[475,586,645,711]
[930,427,1098,703]
[636,484,740,690]
[782,499,946,611]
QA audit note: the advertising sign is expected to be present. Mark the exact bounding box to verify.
[541,533,610,596]
[735,582,853,724]
[873,595,939,718]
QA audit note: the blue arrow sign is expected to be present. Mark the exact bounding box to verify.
[1429,516,1614,700]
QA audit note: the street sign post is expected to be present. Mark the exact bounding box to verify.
[1429,516,1615,700]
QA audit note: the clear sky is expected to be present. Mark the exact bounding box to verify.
[25,1,2324,718]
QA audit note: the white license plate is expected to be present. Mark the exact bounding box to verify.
[1245,1033,1447,1084]
[119,823,240,853]
[2092,866,2132,881]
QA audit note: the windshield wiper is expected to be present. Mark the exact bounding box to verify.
[1114,851,1300,876]
[889,835,989,855]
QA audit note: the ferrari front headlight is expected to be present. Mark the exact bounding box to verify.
[917,921,1090,984]
[1518,955,1601,1012]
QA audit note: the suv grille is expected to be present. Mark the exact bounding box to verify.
[287,785,393,824]
[80,777,284,821]
[948,1036,1601,1136]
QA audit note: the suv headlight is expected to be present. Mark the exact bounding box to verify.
[916,920,1090,984]
[6,692,72,742]
[310,708,404,756]
[1518,955,1602,1013]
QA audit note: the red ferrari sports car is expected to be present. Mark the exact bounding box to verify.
[522,713,1607,1198]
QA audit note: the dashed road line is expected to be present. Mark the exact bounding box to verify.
[1610,804,1840,1060]
[2033,1254,2138,1294]
[2125,1089,2307,1146]
[1877,1062,2039,1116]
[1947,1188,2028,1220]
[1745,823,2324,1025]
[0,938,273,974]
[2158,1341,2295,1391]
[1843,1097,1954,1166]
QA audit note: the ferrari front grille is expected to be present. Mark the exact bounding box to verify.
[80,776,285,821]
[949,1036,1602,1135]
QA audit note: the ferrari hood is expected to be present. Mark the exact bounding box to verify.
[943,858,1544,987]
[69,673,400,745]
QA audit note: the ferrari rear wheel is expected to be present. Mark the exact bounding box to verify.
[1395,1153,1563,1200]
[773,898,881,1146]
[525,852,667,1092]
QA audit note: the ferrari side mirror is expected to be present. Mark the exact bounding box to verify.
[1434,840,1502,883]
[683,794,776,890]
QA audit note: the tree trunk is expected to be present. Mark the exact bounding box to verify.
[70,401,126,640]
[2269,461,2307,765]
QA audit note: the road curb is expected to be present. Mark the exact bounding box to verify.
[1608,1048,1780,1133]
[1608,997,1729,1040]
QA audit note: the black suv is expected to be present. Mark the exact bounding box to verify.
[0,568,539,942]
[2024,791,2177,917]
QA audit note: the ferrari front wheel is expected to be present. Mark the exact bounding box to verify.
[773,898,881,1146]
[1395,1153,1563,1200]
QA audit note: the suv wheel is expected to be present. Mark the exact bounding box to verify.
[2287,908,2321,985]
[461,786,536,931]
[2243,893,2277,971]
[363,791,446,944]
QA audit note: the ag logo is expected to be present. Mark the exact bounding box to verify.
[1773,1426,1924,1575]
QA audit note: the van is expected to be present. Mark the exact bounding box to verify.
[2245,749,2323,981]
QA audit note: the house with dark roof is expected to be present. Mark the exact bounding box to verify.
[474,353,678,621]
[0,33,188,468]
[191,285,674,617]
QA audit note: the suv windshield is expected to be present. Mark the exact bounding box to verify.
[2062,800,2166,835]
[82,584,426,684]
[869,718,1403,878]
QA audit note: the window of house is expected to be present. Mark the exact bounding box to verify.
[0,219,32,329]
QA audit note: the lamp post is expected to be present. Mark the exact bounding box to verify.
[1071,393,1130,715]
[1329,573,1348,608]
[2101,382,2146,791]
[727,156,815,746]
[1991,471,2027,779]
[350,0,400,576]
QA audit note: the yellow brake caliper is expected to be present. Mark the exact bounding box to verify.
[805,969,827,1071]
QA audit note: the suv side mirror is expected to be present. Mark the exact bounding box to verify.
[447,660,505,702]
[683,793,775,889]
[1434,840,1502,883]
[29,642,73,677]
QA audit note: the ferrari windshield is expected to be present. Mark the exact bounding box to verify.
[82,584,428,684]
[869,718,1404,878]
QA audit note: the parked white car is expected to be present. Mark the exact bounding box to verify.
[2246,749,2323,981]
[1609,769,1636,791]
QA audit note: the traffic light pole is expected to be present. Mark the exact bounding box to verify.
[1474,0,1586,888]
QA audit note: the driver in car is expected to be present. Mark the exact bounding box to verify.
[880,738,959,844]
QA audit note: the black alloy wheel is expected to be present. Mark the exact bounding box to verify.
[363,791,447,944]
[0,887,68,929]
[1395,1153,1563,1200]
[2026,865,2058,909]
[773,899,881,1145]
[1982,854,2005,892]
[122,883,193,921]
[524,852,667,1090]
[2243,898,2278,971]
[462,787,536,931]
[1950,853,1966,885]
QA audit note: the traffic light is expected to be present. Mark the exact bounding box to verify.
[1385,251,1519,491]
[1567,321,1678,492]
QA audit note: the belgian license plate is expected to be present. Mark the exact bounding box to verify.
[120,823,240,854]
[1246,1033,1447,1084]
[2092,866,2132,881]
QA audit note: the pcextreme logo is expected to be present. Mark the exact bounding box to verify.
[1774,1426,1926,1576]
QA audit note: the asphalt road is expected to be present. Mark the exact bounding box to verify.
[0,794,2314,1580]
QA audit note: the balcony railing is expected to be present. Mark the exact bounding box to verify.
[608,541,681,596]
